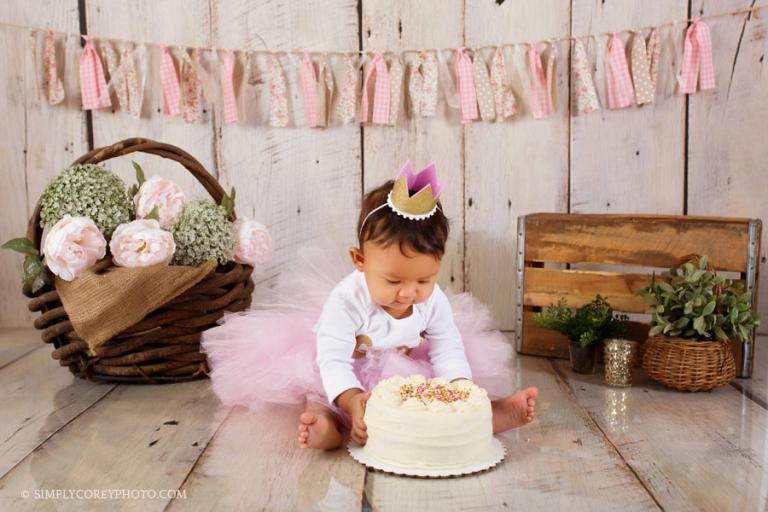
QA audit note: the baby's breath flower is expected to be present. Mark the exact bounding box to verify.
[170,199,235,266]
[39,164,132,238]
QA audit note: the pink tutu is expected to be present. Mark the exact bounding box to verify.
[201,241,514,416]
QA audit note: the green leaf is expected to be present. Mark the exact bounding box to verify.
[21,252,46,293]
[22,253,43,282]
[713,325,728,341]
[659,282,675,295]
[2,237,39,256]
[738,324,749,342]
[702,300,716,315]
[144,205,160,222]
[132,161,146,186]
[31,275,45,294]
[693,316,707,336]
[700,255,709,269]
[220,186,237,217]
[649,325,664,336]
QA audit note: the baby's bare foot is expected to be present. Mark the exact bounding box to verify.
[491,387,538,433]
[297,410,343,450]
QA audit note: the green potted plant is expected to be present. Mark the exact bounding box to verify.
[636,255,760,391]
[534,295,629,374]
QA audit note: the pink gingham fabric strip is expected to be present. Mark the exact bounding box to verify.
[527,42,552,119]
[221,50,238,123]
[300,52,318,127]
[181,49,203,123]
[358,52,391,124]
[472,49,496,121]
[455,47,478,123]
[490,47,518,120]
[269,55,289,127]
[388,57,404,125]
[680,18,715,94]
[79,35,111,110]
[605,33,634,109]
[43,30,64,105]
[572,39,599,114]
[632,29,660,105]
[338,55,358,124]
[371,54,391,124]
[160,45,181,116]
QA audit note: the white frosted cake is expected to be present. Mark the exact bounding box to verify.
[363,375,497,469]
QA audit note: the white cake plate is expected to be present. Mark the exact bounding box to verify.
[347,437,506,478]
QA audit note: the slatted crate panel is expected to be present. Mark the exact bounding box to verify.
[515,213,762,377]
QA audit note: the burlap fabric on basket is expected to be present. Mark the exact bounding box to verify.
[22,138,255,383]
[55,256,218,356]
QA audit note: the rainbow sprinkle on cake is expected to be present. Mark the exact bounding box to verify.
[399,381,471,405]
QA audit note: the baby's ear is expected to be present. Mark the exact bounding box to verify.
[349,246,365,271]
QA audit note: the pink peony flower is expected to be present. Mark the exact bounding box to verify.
[109,219,176,268]
[232,218,272,267]
[133,176,186,227]
[43,215,107,281]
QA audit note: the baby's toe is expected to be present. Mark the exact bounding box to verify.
[298,424,308,433]
[299,412,317,425]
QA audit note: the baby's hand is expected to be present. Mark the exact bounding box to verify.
[349,391,371,445]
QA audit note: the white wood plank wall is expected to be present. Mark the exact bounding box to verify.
[1,0,766,336]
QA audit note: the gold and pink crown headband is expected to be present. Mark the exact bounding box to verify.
[359,161,443,238]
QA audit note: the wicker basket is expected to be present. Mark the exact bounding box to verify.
[641,335,736,391]
[21,138,255,384]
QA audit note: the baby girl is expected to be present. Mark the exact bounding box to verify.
[202,161,537,451]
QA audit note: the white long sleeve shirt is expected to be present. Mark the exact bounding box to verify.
[313,270,473,404]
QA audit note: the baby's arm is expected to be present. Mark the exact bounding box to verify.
[335,388,370,445]
[424,285,473,381]
[315,297,370,443]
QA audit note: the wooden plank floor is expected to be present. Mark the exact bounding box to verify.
[0,329,765,511]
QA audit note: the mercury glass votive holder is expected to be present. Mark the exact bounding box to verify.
[603,339,638,387]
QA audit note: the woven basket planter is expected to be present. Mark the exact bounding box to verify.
[21,138,255,384]
[641,335,736,392]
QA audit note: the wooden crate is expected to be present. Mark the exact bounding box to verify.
[515,213,762,378]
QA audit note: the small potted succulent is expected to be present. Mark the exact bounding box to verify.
[637,255,760,391]
[534,295,629,374]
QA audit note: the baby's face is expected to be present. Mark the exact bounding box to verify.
[350,241,442,314]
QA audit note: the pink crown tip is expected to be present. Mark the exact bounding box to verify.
[395,160,442,200]
[398,160,415,181]
[413,162,442,199]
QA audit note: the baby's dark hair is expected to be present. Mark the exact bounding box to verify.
[357,179,449,259]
